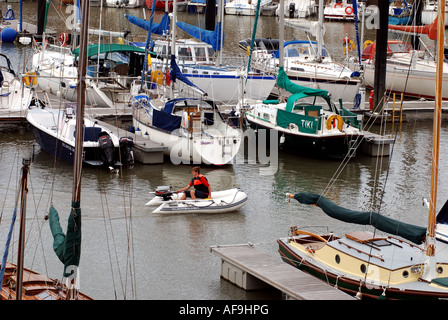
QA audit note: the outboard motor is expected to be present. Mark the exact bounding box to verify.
[119,136,134,167]
[155,186,173,201]
[98,131,116,168]
[289,2,295,18]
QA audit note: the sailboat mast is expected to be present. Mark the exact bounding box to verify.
[427,0,445,258]
[15,158,31,301]
[73,0,89,202]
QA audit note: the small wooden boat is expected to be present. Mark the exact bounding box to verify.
[1,263,92,300]
[146,186,247,214]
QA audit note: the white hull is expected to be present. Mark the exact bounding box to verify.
[106,0,144,7]
[275,0,314,18]
[250,41,361,102]
[421,2,448,26]
[178,66,277,104]
[132,98,242,165]
[32,45,136,108]
[270,72,360,102]
[0,71,33,112]
[363,55,448,100]
[146,188,247,214]
[225,0,272,15]
[323,1,354,20]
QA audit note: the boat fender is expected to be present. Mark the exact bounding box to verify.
[24,72,38,87]
[181,111,189,129]
[345,6,353,15]
[326,115,343,131]
[369,90,374,110]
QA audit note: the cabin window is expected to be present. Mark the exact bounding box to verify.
[263,113,270,121]
[195,47,207,62]
[438,266,444,274]
[178,47,192,61]
[402,270,409,278]
[335,254,341,264]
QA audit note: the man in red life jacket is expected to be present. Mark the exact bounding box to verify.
[176,166,212,200]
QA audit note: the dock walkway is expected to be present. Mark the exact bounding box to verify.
[211,243,355,300]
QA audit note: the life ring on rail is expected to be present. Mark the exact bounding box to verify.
[58,32,70,47]
[24,72,38,87]
[363,40,373,49]
[343,38,355,54]
[326,114,343,131]
[334,3,342,8]
[345,6,353,15]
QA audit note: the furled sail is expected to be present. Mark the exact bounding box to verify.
[125,13,170,36]
[292,192,427,245]
[49,203,82,278]
[170,55,205,95]
[276,66,330,112]
[175,21,223,51]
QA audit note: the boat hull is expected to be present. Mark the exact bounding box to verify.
[363,65,448,101]
[133,105,242,165]
[270,73,361,103]
[180,70,277,104]
[148,188,248,214]
[277,238,448,300]
[246,118,359,160]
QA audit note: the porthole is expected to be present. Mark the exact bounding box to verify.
[360,264,367,274]
[437,266,444,274]
[335,254,341,264]
[402,270,409,278]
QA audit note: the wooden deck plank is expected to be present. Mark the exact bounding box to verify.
[211,244,355,300]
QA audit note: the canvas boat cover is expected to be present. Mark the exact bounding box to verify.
[292,192,427,245]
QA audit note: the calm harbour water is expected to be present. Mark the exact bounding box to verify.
[0,2,447,301]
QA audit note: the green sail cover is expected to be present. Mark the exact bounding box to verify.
[293,192,427,245]
[48,201,81,278]
[276,66,330,112]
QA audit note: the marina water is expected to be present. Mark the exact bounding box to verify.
[1,2,447,300]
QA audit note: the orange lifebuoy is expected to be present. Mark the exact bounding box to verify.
[326,115,344,131]
[334,3,342,8]
[345,6,353,15]
[58,33,69,47]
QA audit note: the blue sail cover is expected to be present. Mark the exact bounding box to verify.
[153,109,181,132]
[125,13,170,36]
[176,21,223,51]
[170,55,205,94]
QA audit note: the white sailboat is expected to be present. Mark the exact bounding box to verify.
[275,0,315,18]
[362,18,448,100]
[0,53,33,113]
[277,1,448,299]
[224,0,272,15]
[126,6,276,104]
[242,0,361,102]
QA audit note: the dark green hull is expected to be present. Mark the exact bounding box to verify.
[247,120,359,160]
